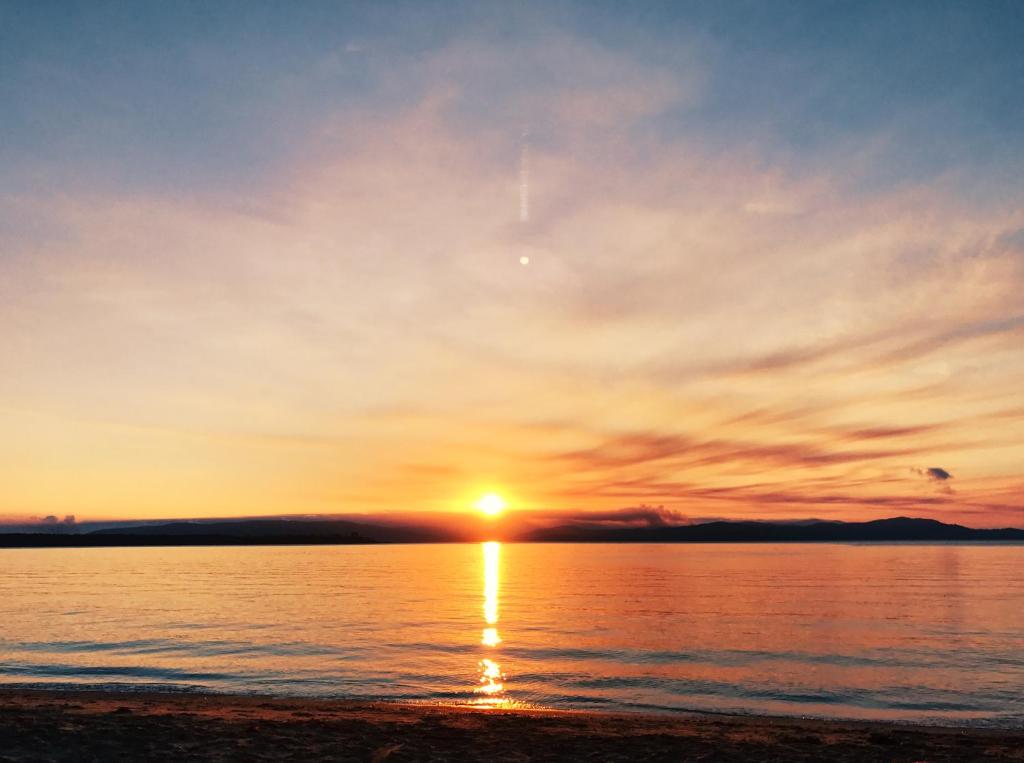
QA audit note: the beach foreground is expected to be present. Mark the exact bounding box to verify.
[2,690,1023,762]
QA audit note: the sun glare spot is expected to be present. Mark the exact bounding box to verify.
[476,493,506,516]
[477,658,505,695]
[481,627,501,647]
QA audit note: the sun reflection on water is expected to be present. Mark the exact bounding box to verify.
[477,657,505,694]
[475,541,508,705]
[483,541,499,625]
[481,627,501,647]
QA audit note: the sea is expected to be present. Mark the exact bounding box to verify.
[1,542,1021,727]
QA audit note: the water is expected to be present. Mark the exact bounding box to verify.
[1,542,1022,727]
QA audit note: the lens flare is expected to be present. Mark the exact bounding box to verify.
[519,132,529,224]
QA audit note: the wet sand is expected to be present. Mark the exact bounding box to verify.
[1,689,1022,762]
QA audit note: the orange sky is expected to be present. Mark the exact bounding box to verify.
[2,4,1023,528]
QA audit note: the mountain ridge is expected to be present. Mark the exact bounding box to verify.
[1,516,1023,547]
[519,516,1024,543]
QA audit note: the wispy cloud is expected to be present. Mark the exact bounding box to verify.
[1,5,1022,526]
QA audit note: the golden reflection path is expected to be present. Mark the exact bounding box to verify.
[475,541,507,703]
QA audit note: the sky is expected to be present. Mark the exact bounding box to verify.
[1,1,1023,527]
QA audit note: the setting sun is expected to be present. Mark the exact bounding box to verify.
[476,493,506,517]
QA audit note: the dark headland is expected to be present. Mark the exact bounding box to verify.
[2,516,1022,548]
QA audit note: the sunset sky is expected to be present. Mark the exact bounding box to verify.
[2,1,1022,527]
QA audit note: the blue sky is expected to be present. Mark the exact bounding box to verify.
[3,1,1022,195]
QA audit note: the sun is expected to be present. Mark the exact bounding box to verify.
[476,493,506,517]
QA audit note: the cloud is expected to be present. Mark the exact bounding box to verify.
[41,514,77,525]
[913,467,953,481]
[0,515,78,534]
[910,466,955,496]
[557,429,936,476]
[520,505,691,529]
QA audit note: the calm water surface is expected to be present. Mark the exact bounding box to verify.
[1,543,1022,727]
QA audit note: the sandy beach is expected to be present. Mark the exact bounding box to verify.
[1,689,1022,762]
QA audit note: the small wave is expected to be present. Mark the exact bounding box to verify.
[1,662,243,683]
[1,638,367,659]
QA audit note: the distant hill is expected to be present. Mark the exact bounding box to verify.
[91,519,447,544]
[1,516,1022,548]
[519,517,1024,543]
[0,533,376,549]
[0,518,449,548]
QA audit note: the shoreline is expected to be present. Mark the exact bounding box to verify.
[2,688,1022,761]
[5,538,1024,550]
